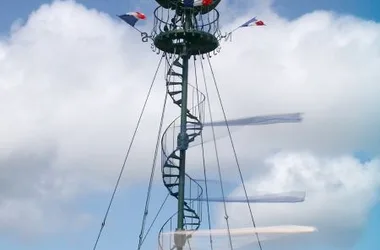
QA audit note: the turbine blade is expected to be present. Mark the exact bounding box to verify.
[162,225,318,237]
[186,191,306,203]
[203,112,303,127]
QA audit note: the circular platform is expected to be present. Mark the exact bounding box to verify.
[154,30,219,55]
[154,0,221,14]
[151,6,221,55]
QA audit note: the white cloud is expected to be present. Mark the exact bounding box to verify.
[206,7,380,249]
[0,0,165,237]
[211,10,380,157]
[0,0,379,247]
[214,152,380,248]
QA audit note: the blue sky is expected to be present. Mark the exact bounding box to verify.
[0,0,379,250]
[1,0,379,32]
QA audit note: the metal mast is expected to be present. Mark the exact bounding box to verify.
[92,4,316,250]
[151,1,221,249]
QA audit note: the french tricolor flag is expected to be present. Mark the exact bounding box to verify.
[118,12,146,27]
[240,17,265,27]
[183,0,213,7]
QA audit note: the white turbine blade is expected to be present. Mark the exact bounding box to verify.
[162,225,317,237]
[203,113,303,126]
[186,191,306,203]
[164,113,304,149]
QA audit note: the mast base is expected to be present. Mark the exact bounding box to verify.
[174,229,187,249]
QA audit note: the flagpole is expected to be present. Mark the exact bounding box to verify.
[230,26,241,34]
[130,24,154,42]
[132,26,143,34]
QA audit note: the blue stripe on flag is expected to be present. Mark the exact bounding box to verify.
[183,0,194,7]
[118,14,138,27]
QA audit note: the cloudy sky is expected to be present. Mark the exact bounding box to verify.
[0,0,379,249]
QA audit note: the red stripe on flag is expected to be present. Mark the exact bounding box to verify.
[135,12,146,20]
[202,0,213,6]
[255,20,265,26]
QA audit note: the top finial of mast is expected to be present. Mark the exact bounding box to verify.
[155,0,221,14]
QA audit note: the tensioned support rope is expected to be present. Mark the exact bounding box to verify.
[194,55,214,250]
[199,54,234,250]
[137,85,169,250]
[141,193,170,245]
[92,54,165,250]
[205,56,264,250]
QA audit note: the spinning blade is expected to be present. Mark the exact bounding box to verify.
[186,191,306,203]
[162,225,317,237]
[179,112,303,148]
